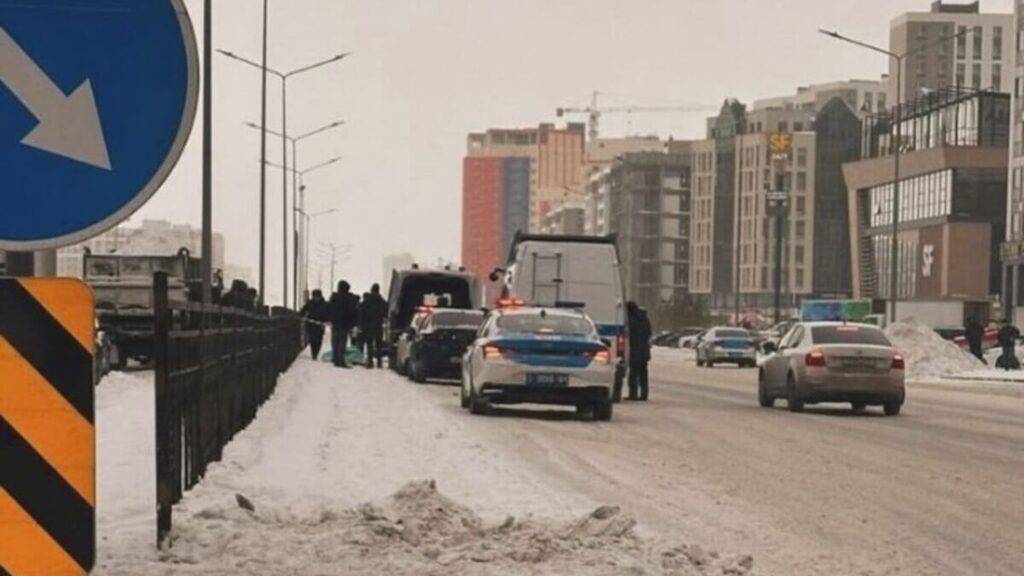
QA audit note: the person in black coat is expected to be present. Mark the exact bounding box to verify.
[996,319,1021,371]
[359,283,388,368]
[964,317,985,362]
[301,290,331,360]
[627,301,653,401]
[329,280,360,368]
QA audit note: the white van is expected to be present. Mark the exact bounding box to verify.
[494,234,627,394]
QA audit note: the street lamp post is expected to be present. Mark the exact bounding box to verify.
[219,49,350,307]
[298,208,337,298]
[263,156,343,299]
[819,27,969,324]
[245,120,345,305]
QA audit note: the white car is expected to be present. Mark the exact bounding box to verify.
[461,306,615,421]
[695,327,757,368]
[759,322,906,415]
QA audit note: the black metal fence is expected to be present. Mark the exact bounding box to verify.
[153,272,302,546]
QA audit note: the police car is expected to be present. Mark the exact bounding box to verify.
[460,302,615,421]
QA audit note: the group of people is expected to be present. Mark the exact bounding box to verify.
[964,317,1021,370]
[300,280,388,369]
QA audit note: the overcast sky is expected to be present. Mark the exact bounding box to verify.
[135,0,1014,303]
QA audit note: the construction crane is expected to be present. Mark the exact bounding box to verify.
[556,91,718,141]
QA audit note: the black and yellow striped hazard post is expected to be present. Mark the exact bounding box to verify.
[0,279,95,576]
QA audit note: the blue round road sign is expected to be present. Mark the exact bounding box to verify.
[0,0,199,250]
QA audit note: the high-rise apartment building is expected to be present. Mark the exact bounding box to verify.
[890,1,1013,99]
[466,123,586,233]
[754,78,891,115]
[460,155,532,281]
[1003,0,1024,324]
[690,98,862,315]
[586,150,693,311]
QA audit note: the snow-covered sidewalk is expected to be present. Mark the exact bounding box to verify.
[94,359,751,575]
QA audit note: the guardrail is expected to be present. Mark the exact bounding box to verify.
[152,272,301,546]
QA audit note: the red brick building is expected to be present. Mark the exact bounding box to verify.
[461,157,503,281]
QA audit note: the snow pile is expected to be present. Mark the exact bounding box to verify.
[149,480,754,576]
[886,318,983,380]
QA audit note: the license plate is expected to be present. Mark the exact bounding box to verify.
[527,373,569,387]
[844,358,875,369]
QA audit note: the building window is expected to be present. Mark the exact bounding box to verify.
[796,147,807,168]
[796,172,807,191]
[994,26,1003,61]
[778,121,789,132]
[795,221,806,240]
[957,25,967,59]
[956,62,966,87]
[972,63,982,89]
[796,268,805,288]
[993,63,1002,90]
[877,92,887,111]
[972,26,983,60]
[793,122,804,132]
[795,245,805,265]
[796,196,806,215]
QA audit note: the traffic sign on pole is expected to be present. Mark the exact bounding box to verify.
[0,279,95,576]
[0,0,199,250]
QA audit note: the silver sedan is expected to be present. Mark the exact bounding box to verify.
[759,322,906,415]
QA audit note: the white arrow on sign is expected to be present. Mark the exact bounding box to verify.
[0,26,111,170]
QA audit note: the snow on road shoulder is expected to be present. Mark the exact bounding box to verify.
[885,318,983,381]
[95,371,156,572]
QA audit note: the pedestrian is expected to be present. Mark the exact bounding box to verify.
[300,289,330,361]
[359,283,388,368]
[221,280,248,309]
[964,316,985,362]
[626,301,652,401]
[328,280,360,368]
[996,319,1021,371]
[355,292,371,357]
[245,287,259,311]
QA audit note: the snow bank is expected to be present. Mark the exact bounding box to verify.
[136,480,754,575]
[885,319,983,380]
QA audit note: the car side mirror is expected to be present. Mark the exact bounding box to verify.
[762,342,778,354]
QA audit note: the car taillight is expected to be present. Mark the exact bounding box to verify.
[483,345,504,360]
[617,335,626,358]
[496,298,525,309]
[590,349,611,364]
[891,353,905,370]
[805,349,827,367]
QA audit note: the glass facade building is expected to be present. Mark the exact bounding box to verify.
[861,89,1009,159]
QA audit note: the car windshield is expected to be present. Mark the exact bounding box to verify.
[716,329,749,338]
[497,313,594,336]
[811,326,891,346]
[430,312,484,328]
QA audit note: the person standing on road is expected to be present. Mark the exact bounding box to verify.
[301,289,330,361]
[329,280,360,368]
[627,301,652,401]
[997,319,1021,371]
[964,316,985,362]
[359,284,388,368]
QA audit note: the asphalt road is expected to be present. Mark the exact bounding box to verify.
[422,349,1024,576]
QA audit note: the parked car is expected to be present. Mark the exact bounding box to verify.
[405,309,485,382]
[461,306,614,421]
[394,309,432,375]
[759,322,905,415]
[386,267,482,370]
[679,330,706,349]
[695,327,757,368]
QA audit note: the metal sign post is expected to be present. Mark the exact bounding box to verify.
[766,138,792,325]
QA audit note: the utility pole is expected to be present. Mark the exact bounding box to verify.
[201,0,213,304]
[768,152,789,324]
[258,0,269,305]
